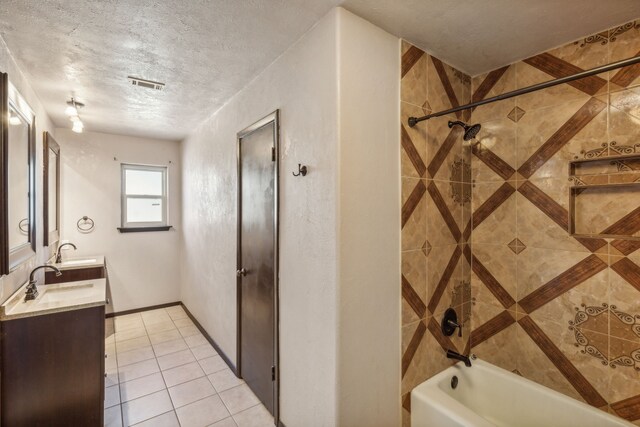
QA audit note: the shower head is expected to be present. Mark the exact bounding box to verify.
[448,121,481,141]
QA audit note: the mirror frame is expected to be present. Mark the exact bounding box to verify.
[43,131,60,247]
[2,78,37,274]
[0,72,7,275]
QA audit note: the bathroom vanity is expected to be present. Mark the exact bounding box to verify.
[0,279,107,426]
[45,255,106,284]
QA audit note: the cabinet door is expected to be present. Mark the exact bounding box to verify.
[1,305,105,426]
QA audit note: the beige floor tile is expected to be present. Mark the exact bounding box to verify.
[131,410,180,427]
[167,306,189,320]
[153,338,189,357]
[117,346,155,367]
[168,377,216,408]
[208,369,244,393]
[199,355,228,375]
[191,343,218,360]
[119,372,167,403]
[115,315,144,331]
[111,308,270,427]
[104,404,123,427]
[106,368,120,388]
[210,417,238,427]
[141,308,170,318]
[115,327,147,343]
[157,349,197,371]
[173,318,195,328]
[122,389,173,426]
[162,361,205,387]
[175,395,230,427]
[105,385,121,409]
[117,336,152,353]
[106,343,117,357]
[106,352,118,371]
[219,384,260,415]
[142,312,173,326]
[179,325,201,338]
[145,321,177,335]
[118,359,160,383]
[149,329,183,345]
[232,404,274,427]
[185,334,208,348]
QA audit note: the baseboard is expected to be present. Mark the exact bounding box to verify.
[180,302,239,376]
[105,301,181,318]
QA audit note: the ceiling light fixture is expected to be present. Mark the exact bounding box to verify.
[72,120,84,133]
[65,98,84,116]
[8,112,21,126]
[66,97,85,133]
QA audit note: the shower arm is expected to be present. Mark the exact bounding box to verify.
[408,54,640,127]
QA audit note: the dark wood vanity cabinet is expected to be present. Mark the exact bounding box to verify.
[45,266,105,284]
[0,305,105,426]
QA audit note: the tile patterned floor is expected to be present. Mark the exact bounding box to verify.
[104,305,274,427]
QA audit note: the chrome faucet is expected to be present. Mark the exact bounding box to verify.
[25,265,62,302]
[446,349,472,367]
[55,242,77,263]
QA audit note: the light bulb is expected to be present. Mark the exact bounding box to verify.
[72,120,84,133]
[69,115,81,122]
[65,105,78,116]
[9,114,21,125]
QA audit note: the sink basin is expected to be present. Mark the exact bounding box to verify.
[59,258,98,266]
[0,279,107,320]
[36,283,97,305]
[51,256,104,271]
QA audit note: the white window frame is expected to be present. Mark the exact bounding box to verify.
[121,163,168,229]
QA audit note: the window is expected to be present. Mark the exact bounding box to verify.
[120,164,169,231]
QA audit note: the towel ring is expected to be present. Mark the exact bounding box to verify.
[77,216,95,233]
[18,218,29,233]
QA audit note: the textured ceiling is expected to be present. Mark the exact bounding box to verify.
[1,0,639,140]
[0,0,341,140]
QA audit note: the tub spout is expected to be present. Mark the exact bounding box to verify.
[446,349,472,367]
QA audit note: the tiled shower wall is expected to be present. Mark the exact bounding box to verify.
[400,41,473,426]
[401,19,640,426]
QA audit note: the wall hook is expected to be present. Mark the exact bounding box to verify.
[292,164,307,177]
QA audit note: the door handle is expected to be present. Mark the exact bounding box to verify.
[236,268,248,277]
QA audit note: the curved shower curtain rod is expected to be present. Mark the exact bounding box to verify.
[408,54,640,127]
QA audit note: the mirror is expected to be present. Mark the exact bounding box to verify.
[0,74,36,274]
[43,132,60,247]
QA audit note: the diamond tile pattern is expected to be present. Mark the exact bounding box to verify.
[400,20,640,426]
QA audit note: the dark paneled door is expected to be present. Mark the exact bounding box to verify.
[237,111,279,420]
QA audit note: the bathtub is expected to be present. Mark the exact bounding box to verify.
[411,358,633,427]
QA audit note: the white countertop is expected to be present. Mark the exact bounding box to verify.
[0,278,107,321]
[50,255,105,271]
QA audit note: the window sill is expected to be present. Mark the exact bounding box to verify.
[117,226,173,233]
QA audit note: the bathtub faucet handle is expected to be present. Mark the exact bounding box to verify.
[441,308,463,338]
[448,319,462,337]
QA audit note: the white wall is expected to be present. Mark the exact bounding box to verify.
[336,10,400,426]
[0,36,56,303]
[181,7,400,426]
[55,129,181,313]
[181,9,340,425]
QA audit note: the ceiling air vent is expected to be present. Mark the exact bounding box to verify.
[127,76,165,91]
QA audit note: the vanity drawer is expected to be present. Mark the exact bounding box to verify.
[45,266,105,284]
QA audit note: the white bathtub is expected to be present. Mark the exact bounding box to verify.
[411,358,633,427]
